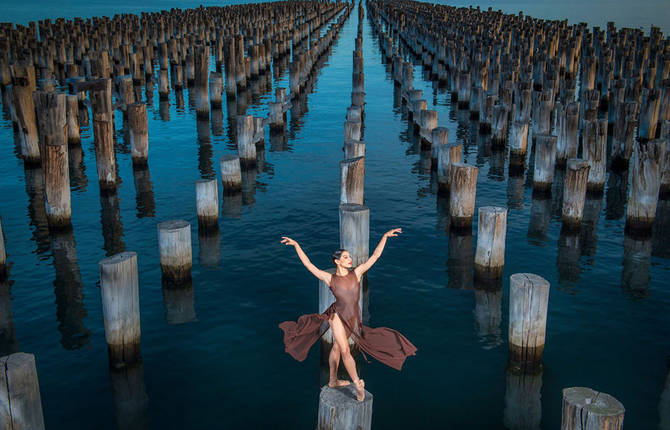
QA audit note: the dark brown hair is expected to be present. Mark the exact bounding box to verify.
[331,249,347,264]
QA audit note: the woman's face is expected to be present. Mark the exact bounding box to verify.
[337,251,353,268]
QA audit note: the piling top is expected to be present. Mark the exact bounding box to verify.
[479,206,507,215]
[339,203,369,212]
[319,383,373,407]
[195,179,217,185]
[566,158,589,170]
[99,251,137,267]
[220,154,240,162]
[158,220,190,231]
[510,273,549,289]
[562,387,625,416]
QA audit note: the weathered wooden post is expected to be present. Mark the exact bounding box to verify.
[556,102,579,165]
[209,72,223,109]
[474,206,507,281]
[0,352,45,429]
[582,119,607,193]
[339,203,369,267]
[33,91,71,229]
[157,220,192,285]
[127,103,148,165]
[194,45,210,119]
[65,94,81,145]
[340,156,365,205]
[509,121,529,161]
[344,120,362,142]
[562,159,590,228]
[317,385,372,430]
[437,143,463,195]
[344,138,365,159]
[419,110,437,148]
[88,78,117,190]
[12,65,41,164]
[449,163,478,229]
[99,252,141,368]
[561,387,624,430]
[430,127,449,170]
[533,135,557,193]
[639,88,660,141]
[195,179,219,232]
[237,115,256,168]
[220,155,242,194]
[626,139,666,235]
[509,273,550,371]
[491,105,509,146]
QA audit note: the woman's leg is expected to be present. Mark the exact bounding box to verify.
[327,341,349,387]
[329,313,364,400]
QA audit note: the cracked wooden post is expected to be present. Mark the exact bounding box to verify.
[195,179,219,232]
[12,64,40,164]
[88,78,117,191]
[127,103,148,166]
[340,156,365,205]
[117,75,134,117]
[509,121,529,163]
[556,102,579,166]
[236,115,256,168]
[533,134,557,193]
[562,159,590,229]
[430,127,449,170]
[509,273,550,371]
[66,94,81,145]
[339,203,369,268]
[437,143,463,195]
[220,155,242,194]
[34,91,71,229]
[582,119,607,193]
[344,138,365,159]
[449,163,478,229]
[317,385,373,430]
[99,252,141,369]
[194,45,210,119]
[0,352,45,429]
[344,120,361,142]
[561,387,624,430]
[474,206,507,282]
[625,139,666,235]
[491,105,509,146]
[157,220,192,285]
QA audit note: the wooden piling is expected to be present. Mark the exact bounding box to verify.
[339,203,369,267]
[220,155,242,194]
[0,352,45,429]
[127,103,149,165]
[195,179,219,232]
[340,156,365,205]
[194,46,210,119]
[430,127,449,170]
[65,95,81,145]
[33,91,71,228]
[419,109,437,148]
[562,159,591,229]
[582,119,607,193]
[561,387,624,430]
[209,72,223,109]
[317,385,372,430]
[533,134,557,193]
[556,102,579,165]
[626,139,666,235]
[99,252,141,369]
[509,121,529,159]
[157,220,192,285]
[88,78,117,190]
[437,143,463,194]
[12,66,41,164]
[344,138,366,159]
[236,115,256,168]
[449,163,478,229]
[509,273,550,371]
[474,206,507,281]
[344,120,362,142]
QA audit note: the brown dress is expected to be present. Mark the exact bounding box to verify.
[278,270,417,371]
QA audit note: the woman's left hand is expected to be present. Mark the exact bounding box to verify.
[384,228,402,238]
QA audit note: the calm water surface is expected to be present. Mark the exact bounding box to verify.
[0,2,669,429]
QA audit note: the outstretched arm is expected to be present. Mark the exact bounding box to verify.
[281,237,332,285]
[354,228,402,279]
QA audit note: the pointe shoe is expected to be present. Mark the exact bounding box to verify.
[354,379,365,402]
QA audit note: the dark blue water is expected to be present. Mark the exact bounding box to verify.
[0,2,669,429]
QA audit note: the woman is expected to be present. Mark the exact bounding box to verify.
[279,228,417,402]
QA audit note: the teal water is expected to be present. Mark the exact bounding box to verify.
[0,1,669,429]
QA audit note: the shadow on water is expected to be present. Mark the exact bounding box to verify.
[0,280,19,356]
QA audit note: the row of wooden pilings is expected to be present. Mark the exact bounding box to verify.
[362,0,628,428]
[0,2,358,428]
[366,0,669,241]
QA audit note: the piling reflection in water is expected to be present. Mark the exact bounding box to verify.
[162,279,197,325]
[447,226,473,290]
[24,166,50,256]
[527,193,551,244]
[269,129,290,152]
[68,144,88,192]
[580,192,604,258]
[0,280,19,356]
[622,233,652,299]
[50,227,90,350]
[109,362,149,430]
[198,228,221,269]
[503,366,543,430]
[174,89,185,112]
[551,167,566,218]
[660,364,670,429]
[507,163,525,209]
[210,108,224,137]
[652,198,670,258]
[473,278,502,350]
[196,118,215,180]
[605,167,629,220]
[159,100,170,122]
[489,147,505,181]
[100,191,126,257]
[557,225,582,287]
[132,165,156,218]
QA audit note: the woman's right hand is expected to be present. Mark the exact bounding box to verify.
[281,236,298,247]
